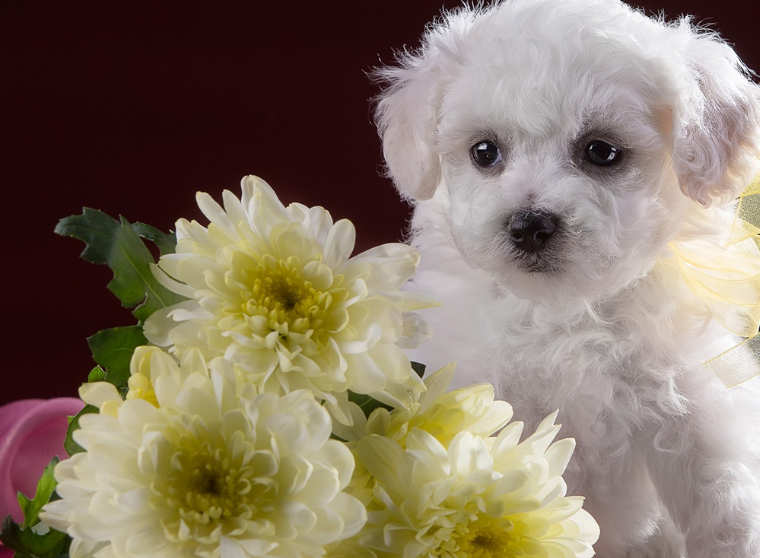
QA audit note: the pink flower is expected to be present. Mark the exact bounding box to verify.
[0,398,83,524]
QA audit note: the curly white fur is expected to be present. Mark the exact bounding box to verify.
[375,1,760,556]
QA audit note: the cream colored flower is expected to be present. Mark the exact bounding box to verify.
[380,363,513,447]
[331,364,515,507]
[353,413,599,558]
[78,345,219,416]
[332,364,512,444]
[41,359,366,558]
[144,176,434,424]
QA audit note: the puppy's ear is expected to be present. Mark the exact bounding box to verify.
[670,22,760,206]
[373,7,479,207]
[374,54,447,201]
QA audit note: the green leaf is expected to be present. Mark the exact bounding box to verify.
[63,405,98,456]
[87,365,106,383]
[1,459,72,558]
[78,328,139,458]
[1,515,70,558]
[132,222,177,255]
[54,209,185,322]
[347,391,393,419]
[17,459,59,530]
[411,361,426,379]
[87,325,147,389]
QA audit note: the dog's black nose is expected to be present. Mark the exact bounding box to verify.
[507,211,558,253]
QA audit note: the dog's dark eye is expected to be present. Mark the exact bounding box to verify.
[585,141,622,166]
[471,141,501,168]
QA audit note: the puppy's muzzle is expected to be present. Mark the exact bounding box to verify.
[507,211,558,253]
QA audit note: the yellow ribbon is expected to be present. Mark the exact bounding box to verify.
[671,175,760,387]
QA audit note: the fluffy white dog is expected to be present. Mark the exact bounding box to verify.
[374,1,760,556]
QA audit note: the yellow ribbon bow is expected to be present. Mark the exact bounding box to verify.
[671,175,760,387]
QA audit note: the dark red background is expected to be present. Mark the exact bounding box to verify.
[2,1,758,405]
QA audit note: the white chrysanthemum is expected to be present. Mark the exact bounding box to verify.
[352,363,513,446]
[76,345,222,417]
[144,176,434,423]
[354,413,599,558]
[41,353,366,558]
[332,364,516,508]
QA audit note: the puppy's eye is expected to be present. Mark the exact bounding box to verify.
[471,141,501,168]
[585,140,622,166]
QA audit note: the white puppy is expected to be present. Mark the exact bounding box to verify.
[375,1,760,556]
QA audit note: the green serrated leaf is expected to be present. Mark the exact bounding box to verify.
[411,361,426,379]
[87,326,146,389]
[55,208,121,266]
[64,405,99,456]
[1,459,72,557]
[1,514,70,558]
[132,222,177,255]
[54,209,186,322]
[87,365,106,383]
[17,458,59,530]
[347,391,393,419]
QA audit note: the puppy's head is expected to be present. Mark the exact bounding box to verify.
[376,0,760,301]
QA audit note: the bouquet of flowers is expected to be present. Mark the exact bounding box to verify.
[0,176,599,558]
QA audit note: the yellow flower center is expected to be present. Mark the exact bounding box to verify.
[179,455,240,520]
[154,425,275,546]
[436,514,532,558]
[244,257,323,328]
[270,277,302,311]
[257,260,316,316]
[237,255,347,347]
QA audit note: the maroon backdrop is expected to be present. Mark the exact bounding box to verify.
[2,0,758,405]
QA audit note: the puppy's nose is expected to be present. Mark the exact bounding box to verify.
[508,211,558,253]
